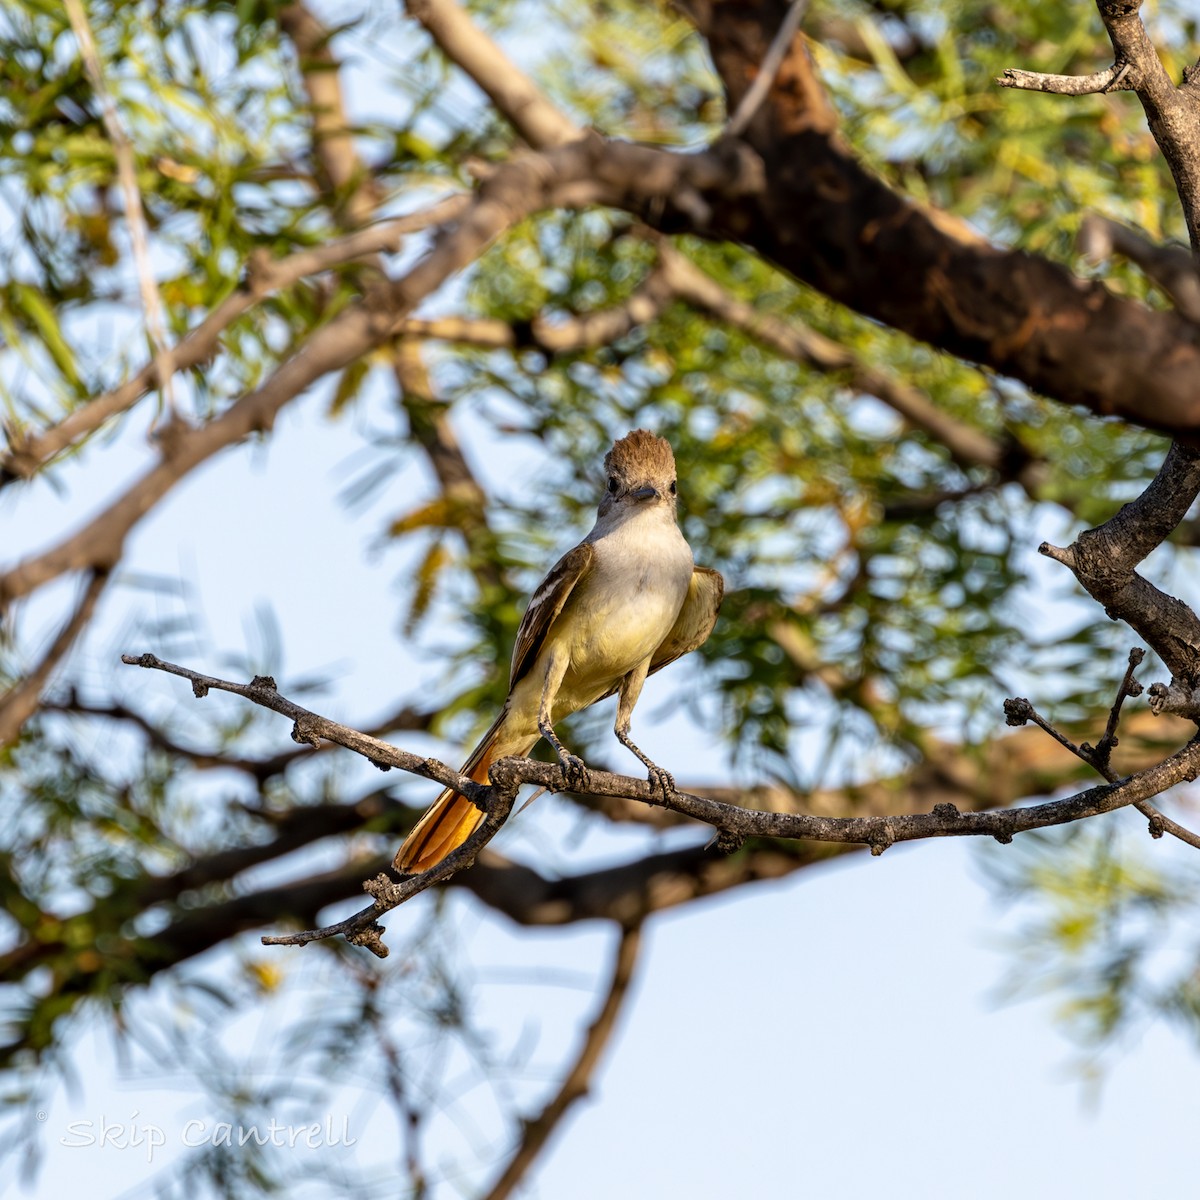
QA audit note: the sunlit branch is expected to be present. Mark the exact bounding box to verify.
[121,652,1200,954]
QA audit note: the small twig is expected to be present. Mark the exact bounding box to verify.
[1003,696,1090,764]
[119,653,487,799]
[482,923,643,1200]
[64,0,175,411]
[1005,652,1200,850]
[1091,646,1146,772]
[725,0,811,138]
[995,62,1131,96]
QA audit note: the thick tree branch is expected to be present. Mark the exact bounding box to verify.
[674,0,1200,437]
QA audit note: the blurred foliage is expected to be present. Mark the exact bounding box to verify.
[3,0,1200,1192]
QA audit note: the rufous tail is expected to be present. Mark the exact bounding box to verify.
[393,713,511,873]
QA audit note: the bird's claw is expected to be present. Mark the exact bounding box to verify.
[558,751,591,793]
[647,764,676,802]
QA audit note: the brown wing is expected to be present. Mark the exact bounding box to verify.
[509,542,595,688]
[648,565,724,676]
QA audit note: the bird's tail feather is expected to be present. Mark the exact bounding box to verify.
[394,711,523,873]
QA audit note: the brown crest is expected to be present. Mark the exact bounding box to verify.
[604,429,676,482]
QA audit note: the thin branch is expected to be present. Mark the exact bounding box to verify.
[118,653,487,799]
[0,570,108,748]
[2,135,760,609]
[483,923,643,1200]
[995,62,1132,95]
[1005,655,1200,850]
[1078,214,1200,322]
[406,0,581,150]
[64,0,175,410]
[725,0,811,137]
[279,2,381,226]
[1092,647,1146,772]
[43,692,434,780]
[0,196,467,483]
[654,241,1014,473]
[120,653,1200,953]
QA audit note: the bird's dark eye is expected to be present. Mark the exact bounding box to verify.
[669,479,677,495]
[607,476,619,493]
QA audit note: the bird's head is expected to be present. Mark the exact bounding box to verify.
[597,429,678,519]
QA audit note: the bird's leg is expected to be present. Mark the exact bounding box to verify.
[539,649,590,793]
[615,726,676,801]
[616,662,675,801]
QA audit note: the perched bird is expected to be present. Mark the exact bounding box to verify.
[394,429,724,874]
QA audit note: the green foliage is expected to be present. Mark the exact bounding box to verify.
[5,2,1200,1188]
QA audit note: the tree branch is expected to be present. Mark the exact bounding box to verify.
[0,197,467,484]
[0,570,108,748]
[1078,214,1200,322]
[995,62,1132,96]
[406,0,581,150]
[1039,441,1200,685]
[675,0,1200,436]
[483,923,643,1200]
[119,653,1200,953]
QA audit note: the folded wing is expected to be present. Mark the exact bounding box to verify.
[649,565,724,675]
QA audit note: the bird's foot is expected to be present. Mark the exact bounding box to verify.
[647,763,676,803]
[557,750,591,793]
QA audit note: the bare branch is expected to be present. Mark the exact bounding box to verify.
[995,62,1132,95]
[1079,214,1200,322]
[407,0,581,150]
[121,653,1200,952]
[1000,3,1200,251]
[0,196,467,484]
[0,570,107,748]
[1006,654,1200,850]
[1038,441,1200,685]
[725,0,811,136]
[483,923,643,1200]
[64,0,175,410]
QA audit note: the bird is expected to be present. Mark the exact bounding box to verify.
[394,429,724,874]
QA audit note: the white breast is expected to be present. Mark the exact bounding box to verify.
[564,506,693,683]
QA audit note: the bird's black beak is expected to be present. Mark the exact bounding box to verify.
[630,486,659,503]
